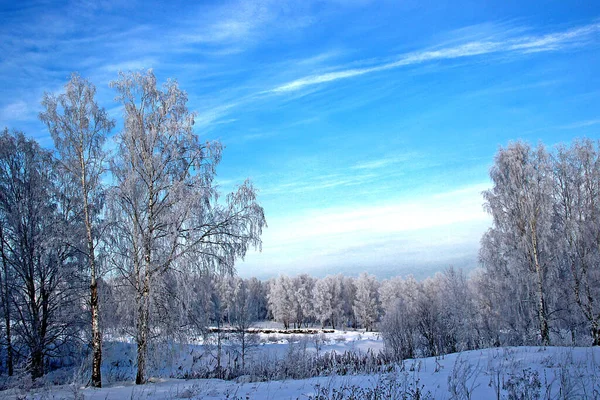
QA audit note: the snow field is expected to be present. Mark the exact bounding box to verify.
[2,330,599,399]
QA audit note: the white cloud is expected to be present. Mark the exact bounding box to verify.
[102,59,157,73]
[237,183,492,277]
[270,68,373,93]
[0,100,33,123]
[194,103,239,128]
[260,171,379,196]
[558,119,600,130]
[176,0,314,49]
[351,153,420,170]
[268,23,600,94]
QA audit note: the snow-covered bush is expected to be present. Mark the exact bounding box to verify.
[308,371,433,400]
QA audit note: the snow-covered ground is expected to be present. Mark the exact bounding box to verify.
[3,330,600,399]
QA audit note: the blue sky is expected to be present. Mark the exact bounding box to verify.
[1,1,599,278]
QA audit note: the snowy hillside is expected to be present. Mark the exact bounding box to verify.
[2,331,599,399]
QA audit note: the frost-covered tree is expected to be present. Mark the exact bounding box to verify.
[353,273,380,331]
[341,276,357,328]
[416,277,442,356]
[208,275,228,377]
[39,73,114,387]
[107,70,265,384]
[246,277,268,321]
[381,295,417,360]
[314,274,344,329]
[379,276,404,315]
[0,130,83,380]
[267,275,295,329]
[470,268,501,347]
[229,277,258,370]
[267,274,316,329]
[553,139,600,345]
[179,271,213,336]
[380,275,420,359]
[437,267,478,353]
[482,142,555,345]
[292,274,316,328]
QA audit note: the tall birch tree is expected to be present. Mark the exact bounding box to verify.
[108,70,265,384]
[39,73,114,387]
[482,142,554,345]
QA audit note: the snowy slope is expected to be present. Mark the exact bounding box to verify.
[2,331,599,399]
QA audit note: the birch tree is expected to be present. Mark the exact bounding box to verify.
[39,73,114,387]
[553,139,600,345]
[416,277,442,356]
[314,274,344,329]
[292,274,315,328]
[229,277,258,371]
[353,272,380,331]
[267,275,294,329]
[482,142,554,345]
[380,276,420,360]
[0,130,80,380]
[108,70,265,384]
[246,277,268,321]
[381,295,418,360]
[341,276,357,329]
[437,267,477,353]
[379,276,404,315]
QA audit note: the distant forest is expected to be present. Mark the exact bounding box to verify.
[1,72,599,387]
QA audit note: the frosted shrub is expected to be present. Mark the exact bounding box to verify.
[308,372,433,400]
[447,354,480,400]
[503,368,541,400]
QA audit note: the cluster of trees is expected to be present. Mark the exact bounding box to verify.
[198,140,600,361]
[261,268,480,359]
[480,140,600,347]
[0,71,265,386]
[266,273,379,331]
[383,140,600,360]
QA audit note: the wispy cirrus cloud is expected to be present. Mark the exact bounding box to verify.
[102,58,158,73]
[268,23,600,94]
[0,100,31,122]
[558,119,600,129]
[261,172,378,196]
[194,103,240,129]
[351,153,421,170]
[174,0,315,52]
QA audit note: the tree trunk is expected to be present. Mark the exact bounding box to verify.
[91,279,102,387]
[136,187,155,386]
[216,328,223,379]
[0,232,13,376]
[536,281,550,346]
[28,265,44,381]
[531,225,550,346]
[135,276,150,385]
[240,330,246,371]
[592,321,600,346]
[5,312,12,376]
[31,346,44,380]
[82,163,103,388]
